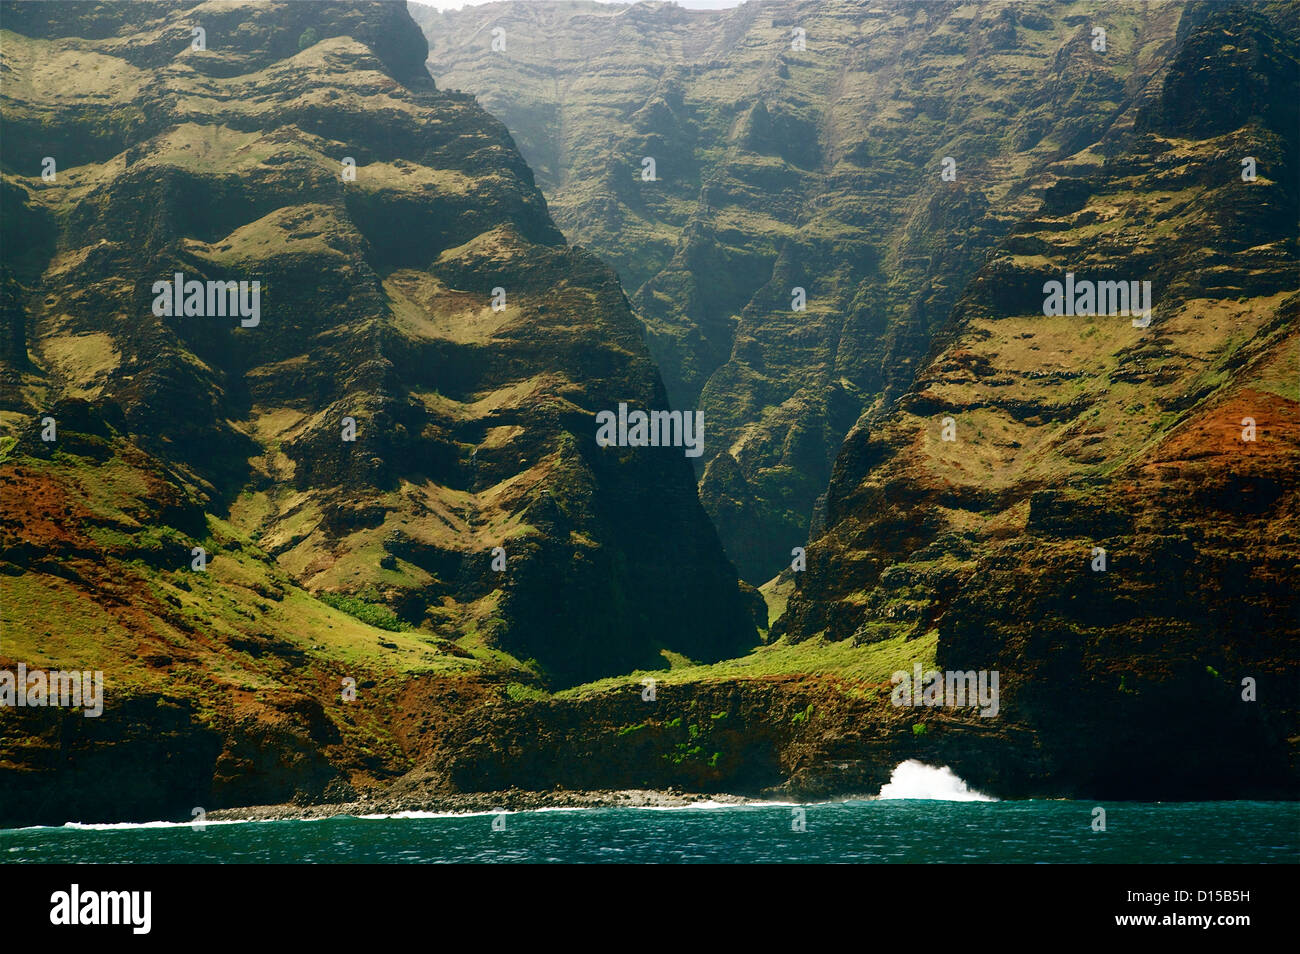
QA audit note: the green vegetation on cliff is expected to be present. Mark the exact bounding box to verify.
[0,0,753,825]
[778,4,1300,799]
[1,1,1296,825]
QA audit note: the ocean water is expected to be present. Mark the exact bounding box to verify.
[3,800,1295,864]
[4,767,1297,864]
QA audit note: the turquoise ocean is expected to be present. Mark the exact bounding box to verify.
[4,799,1296,864]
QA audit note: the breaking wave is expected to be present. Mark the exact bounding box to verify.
[877,760,996,801]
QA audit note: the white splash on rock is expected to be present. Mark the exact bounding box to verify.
[877,760,996,801]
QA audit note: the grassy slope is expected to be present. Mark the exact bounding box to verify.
[557,630,938,700]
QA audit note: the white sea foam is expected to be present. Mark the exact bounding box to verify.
[12,794,855,832]
[877,760,996,801]
[57,819,251,830]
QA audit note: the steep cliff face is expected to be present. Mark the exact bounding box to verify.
[1,0,1295,825]
[417,0,1213,581]
[0,0,754,824]
[777,5,1300,796]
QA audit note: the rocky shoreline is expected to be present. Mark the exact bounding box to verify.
[205,788,804,823]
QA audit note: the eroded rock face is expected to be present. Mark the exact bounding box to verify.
[418,0,1212,582]
[778,6,1300,796]
[0,0,757,823]
[1,1,1296,826]
[1,0,754,687]
[422,677,1020,801]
